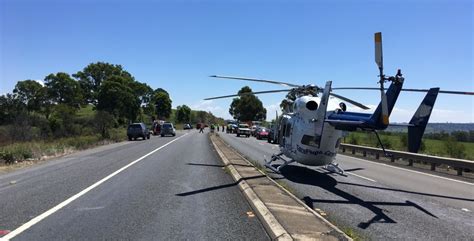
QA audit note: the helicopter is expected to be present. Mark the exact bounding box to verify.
[205,32,474,174]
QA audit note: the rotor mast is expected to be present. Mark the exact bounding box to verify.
[375,32,389,125]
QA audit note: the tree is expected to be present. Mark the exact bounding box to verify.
[152,89,172,119]
[13,80,47,112]
[94,111,116,138]
[96,76,140,122]
[44,72,83,108]
[229,86,266,122]
[176,105,191,123]
[0,94,26,125]
[74,62,134,105]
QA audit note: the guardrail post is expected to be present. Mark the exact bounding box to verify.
[408,159,413,166]
[351,148,355,155]
[457,168,463,176]
[342,147,345,153]
[391,155,395,162]
[430,163,436,171]
[375,153,380,159]
[363,151,367,157]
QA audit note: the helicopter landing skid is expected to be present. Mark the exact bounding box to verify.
[264,152,295,173]
[325,163,345,175]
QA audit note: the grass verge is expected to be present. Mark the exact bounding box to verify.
[0,128,126,166]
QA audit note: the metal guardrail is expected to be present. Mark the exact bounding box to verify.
[339,143,474,176]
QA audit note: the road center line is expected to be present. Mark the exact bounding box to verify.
[342,154,474,186]
[346,172,377,182]
[1,133,189,241]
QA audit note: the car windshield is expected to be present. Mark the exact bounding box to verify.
[129,124,141,129]
[163,123,172,128]
[239,124,249,128]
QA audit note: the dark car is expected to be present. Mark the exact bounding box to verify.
[161,123,176,137]
[255,127,269,140]
[127,123,150,141]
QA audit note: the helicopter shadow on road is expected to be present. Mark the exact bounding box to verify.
[276,165,439,229]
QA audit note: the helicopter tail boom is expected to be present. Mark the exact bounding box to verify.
[407,88,440,152]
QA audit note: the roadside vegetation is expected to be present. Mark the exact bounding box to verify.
[0,62,223,165]
[343,131,474,160]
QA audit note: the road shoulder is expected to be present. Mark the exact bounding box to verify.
[210,133,351,241]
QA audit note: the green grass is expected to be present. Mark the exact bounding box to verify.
[0,128,127,164]
[76,105,95,118]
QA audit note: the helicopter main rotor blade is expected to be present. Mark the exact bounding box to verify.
[210,75,301,88]
[204,89,292,100]
[332,87,474,95]
[329,93,370,110]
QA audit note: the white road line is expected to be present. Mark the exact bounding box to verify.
[342,155,474,186]
[346,172,377,182]
[1,133,189,241]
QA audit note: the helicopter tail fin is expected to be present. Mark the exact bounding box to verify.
[407,88,439,153]
[369,78,404,129]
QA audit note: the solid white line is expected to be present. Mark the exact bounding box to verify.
[342,154,474,186]
[346,172,377,182]
[1,133,189,241]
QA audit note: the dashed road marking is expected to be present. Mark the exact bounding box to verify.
[1,133,189,240]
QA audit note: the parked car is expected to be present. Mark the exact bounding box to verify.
[127,123,150,141]
[236,124,251,137]
[255,127,269,140]
[267,125,280,144]
[161,122,176,137]
[251,125,258,136]
[183,123,192,130]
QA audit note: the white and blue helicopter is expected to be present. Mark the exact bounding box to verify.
[205,32,473,174]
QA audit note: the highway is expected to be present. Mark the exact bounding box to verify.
[0,131,269,240]
[219,133,474,241]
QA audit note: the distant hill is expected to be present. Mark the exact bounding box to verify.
[387,123,474,133]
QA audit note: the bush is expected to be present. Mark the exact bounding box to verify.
[346,134,359,145]
[377,136,392,149]
[0,150,15,164]
[444,137,466,159]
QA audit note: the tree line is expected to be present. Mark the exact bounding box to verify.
[0,62,220,144]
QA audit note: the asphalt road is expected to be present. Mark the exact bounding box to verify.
[0,130,269,240]
[220,133,474,241]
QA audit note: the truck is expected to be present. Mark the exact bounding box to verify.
[236,123,251,137]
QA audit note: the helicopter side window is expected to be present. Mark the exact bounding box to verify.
[301,135,318,147]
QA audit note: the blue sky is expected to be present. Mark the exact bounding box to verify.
[1,0,472,122]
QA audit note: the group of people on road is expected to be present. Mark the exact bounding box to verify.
[199,124,226,133]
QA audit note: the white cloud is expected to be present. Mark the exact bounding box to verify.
[265,102,281,121]
[33,79,45,86]
[191,100,232,120]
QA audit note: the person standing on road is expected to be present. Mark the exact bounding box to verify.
[222,125,225,132]
[217,125,220,132]
[199,125,204,133]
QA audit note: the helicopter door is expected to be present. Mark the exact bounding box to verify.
[314,81,332,148]
[284,122,292,148]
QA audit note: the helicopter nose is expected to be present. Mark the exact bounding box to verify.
[306,100,318,110]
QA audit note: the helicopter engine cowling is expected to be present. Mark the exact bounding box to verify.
[293,96,320,120]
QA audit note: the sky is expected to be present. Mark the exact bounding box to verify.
[1,0,472,122]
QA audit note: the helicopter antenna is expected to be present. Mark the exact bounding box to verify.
[375,32,389,125]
